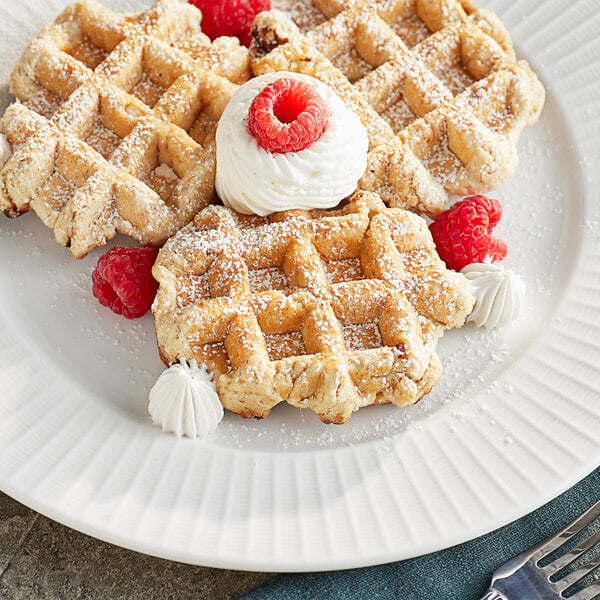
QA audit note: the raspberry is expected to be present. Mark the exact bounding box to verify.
[190,0,270,47]
[92,246,159,319]
[429,195,507,271]
[247,78,328,153]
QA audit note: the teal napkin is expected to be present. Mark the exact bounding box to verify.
[241,467,600,600]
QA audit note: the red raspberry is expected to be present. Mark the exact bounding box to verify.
[429,195,507,271]
[190,0,270,47]
[92,246,159,319]
[247,78,328,153]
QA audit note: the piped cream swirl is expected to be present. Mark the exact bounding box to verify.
[215,72,369,215]
[462,262,526,329]
[149,359,223,439]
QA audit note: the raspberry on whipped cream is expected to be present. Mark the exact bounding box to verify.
[247,77,328,153]
[215,72,369,216]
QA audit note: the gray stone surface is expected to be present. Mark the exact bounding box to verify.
[0,494,38,580]
[0,492,272,600]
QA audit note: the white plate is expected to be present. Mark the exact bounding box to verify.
[0,0,599,572]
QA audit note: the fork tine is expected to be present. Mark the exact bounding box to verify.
[568,579,600,600]
[531,500,600,562]
[543,528,600,575]
[556,551,600,593]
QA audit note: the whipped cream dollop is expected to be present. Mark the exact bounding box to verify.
[462,261,526,329]
[0,134,11,168]
[215,72,369,215]
[149,359,223,439]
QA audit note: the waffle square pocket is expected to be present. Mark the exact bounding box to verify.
[152,191,475,423]
[250,1,544,215]
[0,0,249,257]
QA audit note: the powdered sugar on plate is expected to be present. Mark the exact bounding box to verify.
[206,92,581,450]
[0,3,582,449]
[0,89,580,449]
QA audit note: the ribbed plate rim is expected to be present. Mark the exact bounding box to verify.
[0,0,599,572]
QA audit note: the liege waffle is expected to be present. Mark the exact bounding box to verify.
[251,0,545,215]
[0,0,250,258]
[152,190,475,423]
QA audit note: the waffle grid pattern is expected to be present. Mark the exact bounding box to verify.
[251,0,545,216]
[153,191,474,423]
[0,0,250,257]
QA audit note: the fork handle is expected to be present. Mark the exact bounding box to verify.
[479,589,507,600]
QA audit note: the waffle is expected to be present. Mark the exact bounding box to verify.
[251,0,545,216]
[152,191,475,423]
[0,0,250,258]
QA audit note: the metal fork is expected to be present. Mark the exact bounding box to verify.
[480,499,600,600]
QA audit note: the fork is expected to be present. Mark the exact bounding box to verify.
[480,499,600,600]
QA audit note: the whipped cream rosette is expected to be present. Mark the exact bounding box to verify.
[462,262,526,329]
[149,359,223,439]
[215,72,369,215]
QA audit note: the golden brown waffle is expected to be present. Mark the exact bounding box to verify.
[152,191,475,423]
[0,0,249,258]
[275,0,511,50]
[252,0,545,216]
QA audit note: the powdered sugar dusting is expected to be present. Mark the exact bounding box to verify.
[85,114,121,158]
[254,0,544,218]
[0,0,247,257]
[342,322,382,351]
[0,1,584,448]
[273,0,328,32]
[202,95,577,448]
